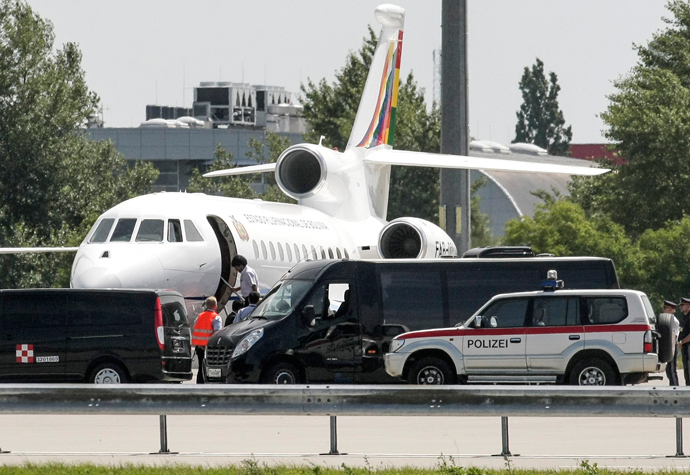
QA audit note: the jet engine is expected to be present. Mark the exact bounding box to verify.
[274,143,372,221]
[378,217,457,259]
[275,143,343,200]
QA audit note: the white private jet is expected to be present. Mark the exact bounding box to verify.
[69,4,608,317]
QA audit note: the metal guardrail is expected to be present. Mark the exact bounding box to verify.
[0,384,689,456]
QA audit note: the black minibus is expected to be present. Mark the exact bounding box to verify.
[204,257,618,384]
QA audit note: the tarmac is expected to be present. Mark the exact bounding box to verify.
[0,368,689,471]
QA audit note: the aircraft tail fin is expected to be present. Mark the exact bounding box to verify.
[346,4,405,151]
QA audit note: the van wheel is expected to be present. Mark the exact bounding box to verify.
[408,357,455,385]
[657,313,676,363]
[261,362,301,384]
[569,358,618,386]
[90,363,129,384]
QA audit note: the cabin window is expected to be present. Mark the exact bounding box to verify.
[168,219,183,242]
[277,242,284,261]
[328,248,334,259]
[344,248,349,260]
[294,244,301,262]
[320,247,326,260]
[183,220,204,242]
[261,241,268,260]
[336,248,342,259]
[310,245,317,260]
[302,245,308,260]
[252,240,259,259]
[136,219,164,242]
[285,243,292,262]
[269,241,276,260]
[90,218,114,243]
[110,218,137,242]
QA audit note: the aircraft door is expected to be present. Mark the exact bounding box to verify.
[207,215,238,307]
[297,282,358,383]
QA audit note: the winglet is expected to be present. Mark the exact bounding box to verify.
[347,4,405,150]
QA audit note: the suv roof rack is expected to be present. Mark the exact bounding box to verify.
[462,246,535,258]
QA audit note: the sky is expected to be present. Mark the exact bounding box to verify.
[25,0,670,145]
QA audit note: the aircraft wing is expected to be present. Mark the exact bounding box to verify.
[364,149,610,176]
[203,163,276,178]
[0,247,79,254]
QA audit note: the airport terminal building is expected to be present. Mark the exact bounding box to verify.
[86,81,595,239]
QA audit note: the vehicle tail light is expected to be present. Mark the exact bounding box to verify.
[155,298,165,351]
[643,330,653,354]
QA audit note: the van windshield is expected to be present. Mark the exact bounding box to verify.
[251,280,314,320]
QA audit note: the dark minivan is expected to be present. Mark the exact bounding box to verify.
[204,257,618,384]
[0,289,192,383]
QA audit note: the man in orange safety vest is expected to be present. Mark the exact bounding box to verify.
[192,296,221,384]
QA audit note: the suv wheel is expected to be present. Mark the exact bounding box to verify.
[657,313,676,363]
[408,357,455,385]
[569,358,618,386]
[261,362,301,384]
[90,362,129,384]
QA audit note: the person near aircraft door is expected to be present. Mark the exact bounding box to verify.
[192,296,221,384]
[225,300,244,327]
[233,291,261,323]
[231,255,259,305]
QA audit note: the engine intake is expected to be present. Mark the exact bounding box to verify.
[378,218,457,259]
[276,144,326,199]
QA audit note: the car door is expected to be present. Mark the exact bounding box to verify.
[0,291,67,381]
[296,282,358,383]
[462,297,528,373]
[526,296,585,373]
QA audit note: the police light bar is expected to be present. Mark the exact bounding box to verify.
[541,270,564,291]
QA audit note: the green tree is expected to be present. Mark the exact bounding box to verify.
[503,197,690,307]
[245,131,295,203]
[187,131,294,203]
[0,0,158,288]
[571,1,690,237]
[301,27,491,240]
[514,58,572,156]
[187,144,256,199]
[503,199,641,289]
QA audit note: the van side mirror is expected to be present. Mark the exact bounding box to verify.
[301,305,315,326]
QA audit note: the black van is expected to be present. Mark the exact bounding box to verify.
[0,289,192,383]
[204,257,618,384]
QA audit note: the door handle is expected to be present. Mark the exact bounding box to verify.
[510,337,521,343]
[569,335,581,340]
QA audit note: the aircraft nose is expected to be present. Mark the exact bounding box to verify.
[72,267,122,288]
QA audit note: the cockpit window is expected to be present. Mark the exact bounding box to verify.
[136,219,164,242]
[110,218,137,242]
[168,219,183,242]
[184,220,204,242]
[90,218,114,243]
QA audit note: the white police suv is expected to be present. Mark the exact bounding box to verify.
[384,274,674,386]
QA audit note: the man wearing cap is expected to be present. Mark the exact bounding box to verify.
[662,300,680,386]
[677,298,690,385]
